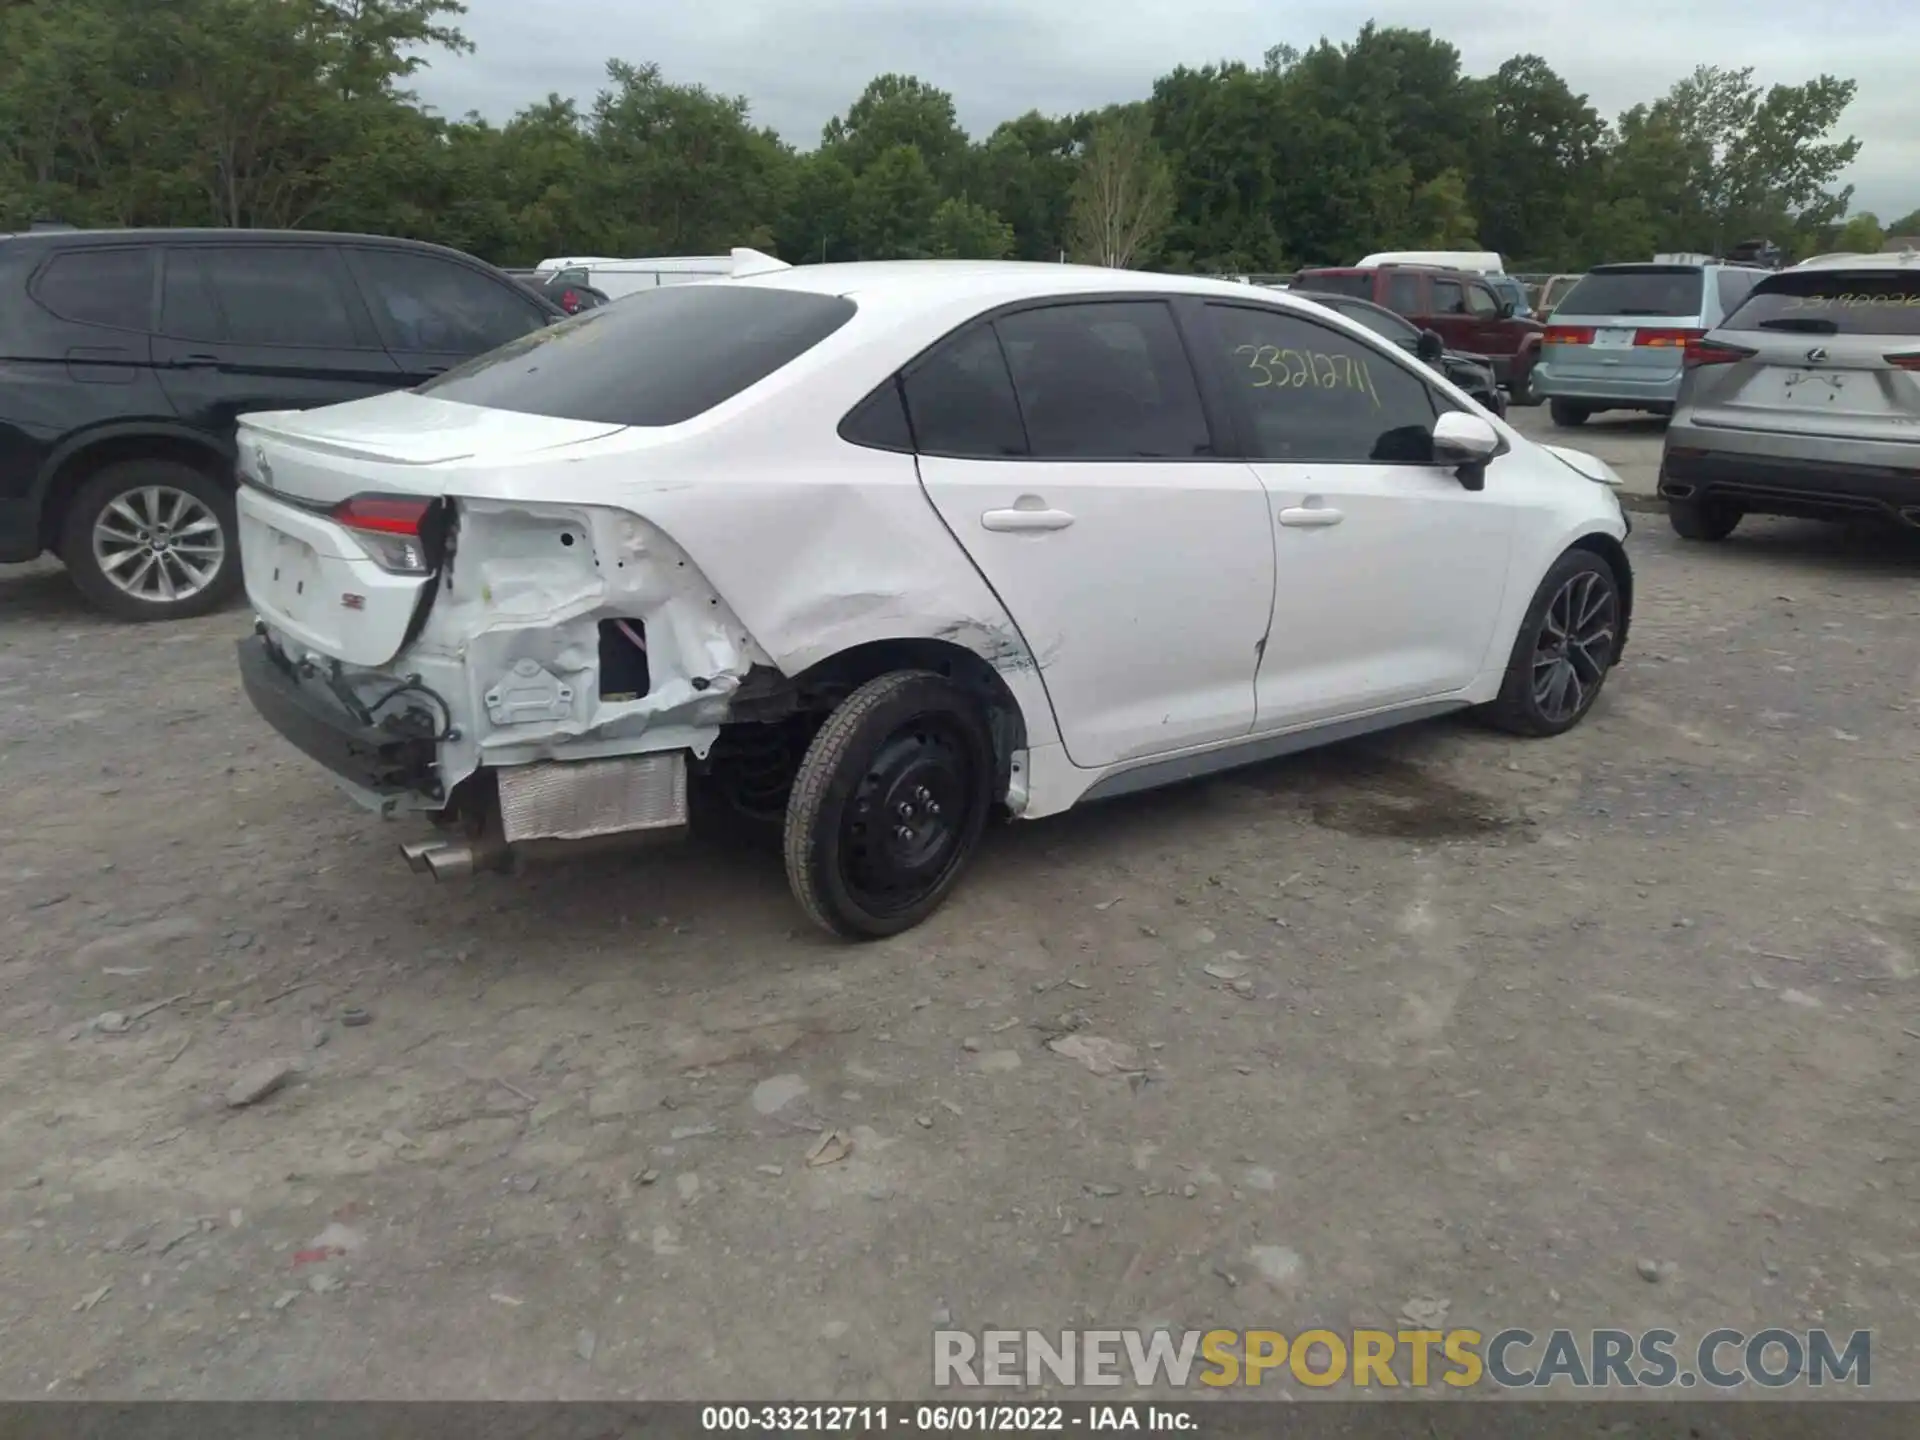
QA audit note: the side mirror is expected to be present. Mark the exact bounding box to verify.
[1432,410,1502,491]
[1415,329,1445,364]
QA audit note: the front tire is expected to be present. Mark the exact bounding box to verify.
[59,459,239,622]
[1479,549,1622,738]
[1667,496,1742,542]
[1549,399,1589,428]
[784,671,994,940]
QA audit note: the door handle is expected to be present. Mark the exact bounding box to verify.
[176,353,222,368]
[1278,506,1345,528]
[982,507,1075,532]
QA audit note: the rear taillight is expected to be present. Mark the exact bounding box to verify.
[1635,328,1705,349]
[1890,352,1920,372]
[1683,337,1756,369]
[1545,325,1593,346]
[333,494,434,575]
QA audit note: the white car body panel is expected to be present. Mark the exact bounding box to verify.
[234,259,1628,837]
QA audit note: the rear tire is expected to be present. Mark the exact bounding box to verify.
[1667,497,1742,542]
[1479,549,1621,738]
[1549,399,1589,428]
[784,671,993,940]
[59,459,239,622]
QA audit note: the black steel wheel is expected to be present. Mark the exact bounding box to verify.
[1549,399,1589,428]
[784,671,993,940]
[1480,549,1621,737]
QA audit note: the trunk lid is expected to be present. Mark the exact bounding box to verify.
[237,390,629,505]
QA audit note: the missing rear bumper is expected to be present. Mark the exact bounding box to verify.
[496,753,689,843]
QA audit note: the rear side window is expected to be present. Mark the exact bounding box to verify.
[160,250,224,342]
[1385,271,1422,314]
[901,326,1026,458]
[199,246,363,347]
[1557,267,1704,318]
[32,248,156,330]
[1721,269,1920,336]
[1715,268,1762,314]
[1293,272,1375,300]
[420,283,857,426]
[994,301,1212,460]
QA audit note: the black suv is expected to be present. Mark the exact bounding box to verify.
[0,228,561,621]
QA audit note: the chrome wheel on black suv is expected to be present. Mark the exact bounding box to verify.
[60,460,241,622]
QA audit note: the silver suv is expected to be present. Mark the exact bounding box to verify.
[1536,261,1770,426]
[1660,251,1920,540]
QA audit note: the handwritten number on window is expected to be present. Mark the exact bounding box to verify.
[1234,343,1381,408]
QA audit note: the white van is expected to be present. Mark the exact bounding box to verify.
[532,249,785,300]
[1359,249,1506,275]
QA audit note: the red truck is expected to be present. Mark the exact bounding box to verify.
[1289,264,1546,405]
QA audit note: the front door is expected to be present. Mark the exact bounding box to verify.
[151,245,401,434]
[907,300,1275,771]
[342,246,553,383]
[1196,301,1516,732]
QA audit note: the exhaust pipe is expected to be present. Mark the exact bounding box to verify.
[399,839,444,873]
[421,835,510,880]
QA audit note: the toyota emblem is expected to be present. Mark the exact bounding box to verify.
[1806,346,1829,363]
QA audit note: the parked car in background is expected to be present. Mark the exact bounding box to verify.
[1660,250,1920,541]
[529,251,776,300]
[0,228,560,620]
[1488,274,1534,319]
[1290,263,1545,404]
[1299,292,1506,415]
[232,259,1631,939]
[507,266,611,315]
[1359,250,1506,275]
[1534,260,1770,427]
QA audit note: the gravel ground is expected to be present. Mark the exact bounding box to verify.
[2,497,1918,1401]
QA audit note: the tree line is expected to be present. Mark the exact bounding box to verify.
[3,0,1911,275]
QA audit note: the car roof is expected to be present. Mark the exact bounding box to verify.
[730,259,1307,310]
[0,227,493,262]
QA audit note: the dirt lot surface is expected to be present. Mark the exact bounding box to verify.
[3,502,1919,1401]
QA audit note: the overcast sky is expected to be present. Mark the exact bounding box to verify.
[410,0,1918,222]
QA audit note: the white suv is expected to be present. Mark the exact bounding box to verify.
[233,259,1634,939]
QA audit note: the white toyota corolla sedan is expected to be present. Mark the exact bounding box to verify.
[233,253,1633,939]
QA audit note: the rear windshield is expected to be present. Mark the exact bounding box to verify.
[1291,271,1375,299]
[1721,268,1920,336]
[1555,267,1704,318]
[419,283,858,425]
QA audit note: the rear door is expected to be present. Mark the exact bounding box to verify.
[1541,265,1706,388]
[151,244,401,433]
[909,299,1274,769]
[1426,276,1477,352]
[1683,266,1920,443]
[343,245,552,384]
[1461,277,1510,357]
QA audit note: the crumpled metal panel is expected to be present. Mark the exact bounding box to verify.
[497,753,688,842]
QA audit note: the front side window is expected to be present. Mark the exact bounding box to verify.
[1431,279,1467,315]
[1721,269,1920,336]
[160,250,223,342]
[198,246,362,347]
[32,248,156,331]
[1205,303,1439,464]
[992,301,1212,460]
[1466,283,1501,318]
[420,282,857,426]
[353,248,548,354]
